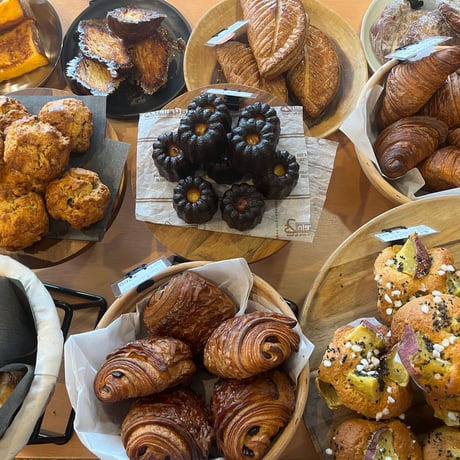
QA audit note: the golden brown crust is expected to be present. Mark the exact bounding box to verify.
[0,369,26,408]
[142,270,238,356]
[331,417,422,460]
[0,95,30,134]
[374,245,456,323]
[286,24,341,120]
[423,425,460,458]
[203,311,300,379]
[3,115,71,183]
[316,321,414,419]
[378,45,460,128]
[45,167,111,230]
[390,294,460,398]
[121,387,214,459]
[93,337,196,403]
[0,188,49,250]
[240,0,308,79]
[211,368,295,460]
[419,145,460,192]
[38,98,94,154]
[373,115,448,179]
[424,391,460,426]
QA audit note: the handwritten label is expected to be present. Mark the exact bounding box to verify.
[373,224,438,243]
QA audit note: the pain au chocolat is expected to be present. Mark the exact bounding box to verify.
[239,0,308,79]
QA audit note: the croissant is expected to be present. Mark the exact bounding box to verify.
[438,0,460,34]
[203,311,300,379]
[447,126,460,146]
[374,115,448,178]
[121,387,214,460]
[421,72,460,128]
[418,145,460,191]
[211,368,295,460]
[215,40,288,102]
[93,337,196,402]
[142,270,238,356]
[239,0,308,79]
[378,45,460,128]
[286,24,341,120]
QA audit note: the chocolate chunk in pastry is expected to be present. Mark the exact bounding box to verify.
[330,417,422,460]
[142,270,238,356]
[121,386,214,459]
[373,233,458,323]
[203,311,300,379]
[211,368,295,460]
[93,336,196,403]
[316,319,413,420]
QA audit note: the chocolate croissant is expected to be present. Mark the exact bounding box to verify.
[203,311,300,379]
[211,368,295,460]
[121,387,214,460]
[418,145,460,191]
[142,270,238,356]
[378,45,460,128]
[374,115,448,178]
[93,337,196,402]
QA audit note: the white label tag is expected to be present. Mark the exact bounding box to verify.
[205,20,249,47]
[111,257,172,297]
[373,225,438,243]
[386,36,451,61]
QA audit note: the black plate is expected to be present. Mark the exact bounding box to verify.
[61,0,191,119]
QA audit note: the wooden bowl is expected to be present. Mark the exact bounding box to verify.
[184,0,369,138]
[300,194,460,455]
[97,261,310,460]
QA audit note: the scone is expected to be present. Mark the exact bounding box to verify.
[3,115,71,182]
[0,95,30,134]
[316,319,413,420]
[330,417,422,460]
[45,167,111,230]
[38,98,94,154]
[0,188,49,250]
[0,159,47,195]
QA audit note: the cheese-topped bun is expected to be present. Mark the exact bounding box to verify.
[391,293,460,399]
[423,425,460,459]
[330,417,422,460]
[316,319,413,420]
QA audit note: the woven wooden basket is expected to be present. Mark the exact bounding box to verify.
[97,260,310,460]
[300,194,460,455]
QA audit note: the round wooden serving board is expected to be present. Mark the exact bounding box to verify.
[146,83,299,263]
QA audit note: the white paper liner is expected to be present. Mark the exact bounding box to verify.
[136,106,338,243]
[340,76,460,200]
[64,258,313,460]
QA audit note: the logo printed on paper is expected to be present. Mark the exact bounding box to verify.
[284,218,310,235]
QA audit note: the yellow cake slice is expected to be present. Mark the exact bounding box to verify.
[0,0,32,32]
[0,18,48,82]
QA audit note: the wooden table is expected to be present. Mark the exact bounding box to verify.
[16,0,396,459]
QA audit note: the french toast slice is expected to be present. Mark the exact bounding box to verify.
[0,0,33,32]
[78,19,132,74]
[0,18,48,83]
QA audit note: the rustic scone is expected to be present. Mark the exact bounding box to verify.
[0,95,30,134]
[45,167,111,230]
[0,188,49,250]
[3,116,71,183]
[38,98,94,154]
[0,160,47,195]
[330,417,422,460]
[316,319,414,420]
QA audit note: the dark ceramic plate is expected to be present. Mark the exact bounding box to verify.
[61,0,191,119]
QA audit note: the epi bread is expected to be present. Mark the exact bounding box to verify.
[286,24,341,120]
[423,426,460,458]
[330,417,422,460]
[316,320,414,420]
[239,0,308,79]
[142,270,238,356]
[211,368,295,460]
[121,387,214,459]
[203,311,300,379]
[378,45,460,128]
[93,337,196,403]
[215,40,288,102]
[390,293,460,399]
[44,167,111,230]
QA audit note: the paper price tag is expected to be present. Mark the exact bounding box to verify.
[373,224,438,243]
[112,257,172,297]
[205,20,249,47]
[386,36,451,61]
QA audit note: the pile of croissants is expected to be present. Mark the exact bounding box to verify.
[374,44,460,192]
[92,270,301,460]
